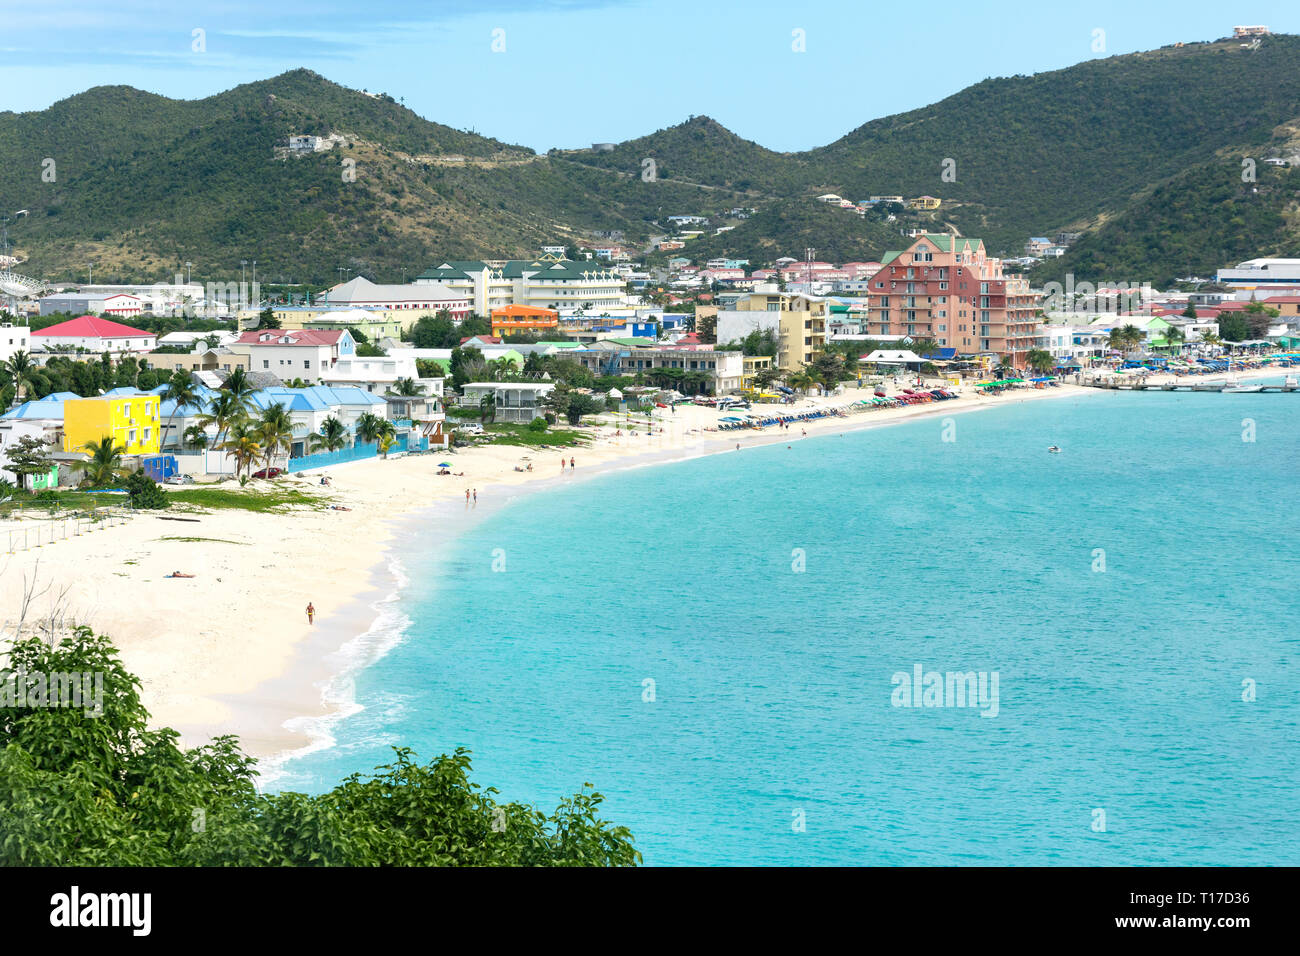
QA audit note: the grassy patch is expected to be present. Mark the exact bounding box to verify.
[0,489,128,517]
[166,486,324,514]
[481,424,590,447]
[157,535,249,545]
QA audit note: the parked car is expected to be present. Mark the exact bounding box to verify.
[252,467,284,479]
[163,474,196,485]
[458,423,484,435]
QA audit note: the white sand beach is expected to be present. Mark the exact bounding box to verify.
[0,375,1190,761]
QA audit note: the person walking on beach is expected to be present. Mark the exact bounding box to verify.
[306,602,315,625]
[473,488,477,504]
[561,457,566,472]
[569,456,575,469]
[466,488,470,503]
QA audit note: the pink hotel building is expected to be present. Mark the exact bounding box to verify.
[863,234,1038,366]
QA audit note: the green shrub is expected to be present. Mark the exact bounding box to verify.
[527,416,548,432]
[0,628,641,866]
[125,469,170,510]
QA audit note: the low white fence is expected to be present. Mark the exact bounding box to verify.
[3,512,131,554]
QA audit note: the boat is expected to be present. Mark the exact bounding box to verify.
[1047,446,1061,454]
[1285,375,1298,388]
[1223,384,1263,393]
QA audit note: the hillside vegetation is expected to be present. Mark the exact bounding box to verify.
[4,36,1300,285]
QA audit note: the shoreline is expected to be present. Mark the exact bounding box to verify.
[5,369,1280,771]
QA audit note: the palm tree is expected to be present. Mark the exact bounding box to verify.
[1025,349,1055,375]
[182,424,209,451]
[789,368,816,394]
[222,367,256,408]
[72,436,126,488]
[310,416,348,453]
[478,392,496,424]
[196,389,247,455]
[256,402,294,474]
[1,350,38,406]
[1119,324,1144,354]
[354,411,387,444]
[1163,325,1185,354]
[220,421,262,478]
[377,420,398,459]
[160,370,200,452]
[393,376,422,397]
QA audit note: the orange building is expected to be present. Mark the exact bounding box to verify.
[490,305,559,337]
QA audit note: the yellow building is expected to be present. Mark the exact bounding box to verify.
[63,394,161,456]
[908,195,941,210]
[741,354,775,388]
[724,292,827,370]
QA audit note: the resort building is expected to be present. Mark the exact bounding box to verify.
[490,305,560,337]
[32,315,157,355]
[714,290,829,371]
[62,390,161,455]
[861,234,1038,367]
[460,382,556,424]
[324,276,471,320]
[415,257,627,314]
[569,341,744,393]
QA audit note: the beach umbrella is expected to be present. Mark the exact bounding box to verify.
[438,462,452,467]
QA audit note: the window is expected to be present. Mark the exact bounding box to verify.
[304,360,311,369]
[263,360,270,369]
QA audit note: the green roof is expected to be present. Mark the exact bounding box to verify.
[536,340,582,349]
[880,251,902,265]
[605,337,657,347]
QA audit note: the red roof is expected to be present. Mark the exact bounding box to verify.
[1264,295,1300,303]
[33,315,153,338]
[235,329,344,346]
[460,335,503,345]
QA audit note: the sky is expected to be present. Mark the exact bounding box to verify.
[2,0,1298,152]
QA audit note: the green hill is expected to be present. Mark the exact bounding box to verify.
[5,36,1300,287]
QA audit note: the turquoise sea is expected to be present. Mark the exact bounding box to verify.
[272,388,1300,865]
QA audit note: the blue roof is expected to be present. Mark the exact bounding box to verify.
[1,397,68,420]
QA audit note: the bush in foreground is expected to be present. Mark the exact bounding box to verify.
[0,628,640,866]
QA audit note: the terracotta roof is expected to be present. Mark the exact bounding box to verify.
[32,315,153,338]
[235,329,345,346]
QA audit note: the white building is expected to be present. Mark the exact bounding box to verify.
[460,382,556,423]
[229,328,356,379]
[0,322,32,364]
[326,276,471,318]
[415,257,626,315]
[1216,257,1300,291]
[31,315,156,354]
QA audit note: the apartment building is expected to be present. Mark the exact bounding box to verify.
[415,256,626,314]
[714,290,828,371]
[229,328,355,378]
[569,342,744,393]
[862,234,1038,366]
